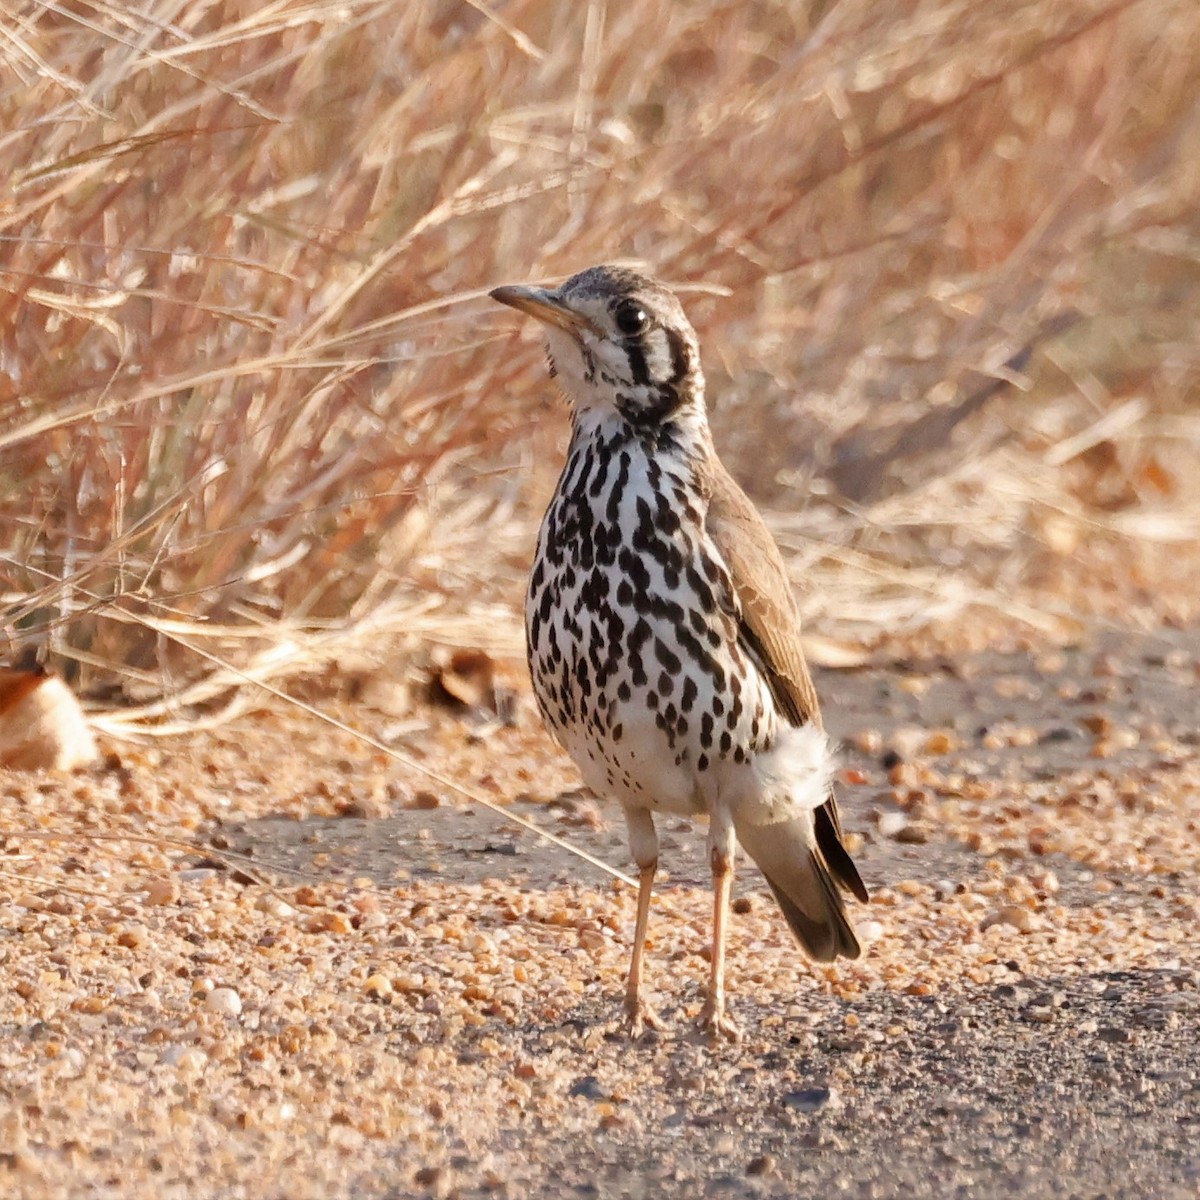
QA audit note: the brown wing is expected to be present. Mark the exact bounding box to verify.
[705,457,868,903]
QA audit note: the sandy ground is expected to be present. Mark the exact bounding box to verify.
[1,625,1198,1198]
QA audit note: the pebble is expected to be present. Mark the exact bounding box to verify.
[746,1154,776,1176]
[178,868,221,884]
[205,987,244,1018]
[164,1046,208,1073]
[569,1076,606,1100]
[877,812,909,838]
[783,1086,838,1114]
[924,730,960,755]
[144,876,180,906]
[1040,726,1077,744]
[852,729,883,755]
[117,924,149,949]
[364,973,393,999]
[981,905,1037,933]
[255,894,298,918]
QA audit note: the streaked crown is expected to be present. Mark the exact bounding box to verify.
[491,264,705,429]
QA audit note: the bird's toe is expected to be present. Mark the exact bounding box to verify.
[623,997,666,1040]
[699,999,742,1044]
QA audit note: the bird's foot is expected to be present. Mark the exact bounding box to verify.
[699,998,742,1043]
[623,993,665,1040]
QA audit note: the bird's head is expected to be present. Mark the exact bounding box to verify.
[490,264,705,430]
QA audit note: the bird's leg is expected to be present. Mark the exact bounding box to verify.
[622,807,664,1037]
[700,813,742,1042]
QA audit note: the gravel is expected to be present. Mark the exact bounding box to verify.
[0,627,1197,1198]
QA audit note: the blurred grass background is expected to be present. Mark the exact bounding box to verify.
[2,0,1198,712]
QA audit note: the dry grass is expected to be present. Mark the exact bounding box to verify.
[2,0,1199,709]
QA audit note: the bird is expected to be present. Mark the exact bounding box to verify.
[490,264,868,1040]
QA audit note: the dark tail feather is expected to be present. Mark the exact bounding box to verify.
[764,852,861,962]
[815,800,869,903]
[735,820,862,963]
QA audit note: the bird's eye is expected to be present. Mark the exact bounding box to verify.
[613,300,649,337]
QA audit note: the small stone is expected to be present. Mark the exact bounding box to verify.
[178,868,220,884]
[1028,869,1060,895]
[746,1154,776,1176]
[1039,726,1077,744]
[1098,1026,1132,1045]
[255,894,297,918]
[569,1075,606,1100]
[170,1046,208,1074]
[878,811,908,838]
[116,924,149,949]
[852,729,883,755]
[205,987,243,1018]
[731,896,755,915]
[364,973,393,999]
[143,876,180,906]
[305,912,353,934]
[859,920,885,944]
[981,905,1036,933]
[783,1086,838,1114]
[924,730,960,755]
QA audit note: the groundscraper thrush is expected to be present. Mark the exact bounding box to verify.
[491,265,868,1039]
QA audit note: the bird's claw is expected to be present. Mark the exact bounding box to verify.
[699,999,742,1043]
[623,995,665,1039]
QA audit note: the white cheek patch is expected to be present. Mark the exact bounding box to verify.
[643,327,673,383]
[545,328,588,388]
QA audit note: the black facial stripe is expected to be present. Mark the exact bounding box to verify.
[665,327,690,385]
[615,386,679,432]
[625,340,650,387]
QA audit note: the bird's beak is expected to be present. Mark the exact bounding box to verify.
[489,284,600,338]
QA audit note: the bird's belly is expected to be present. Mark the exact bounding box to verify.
[557,710,700,814]
[527,565,775,814]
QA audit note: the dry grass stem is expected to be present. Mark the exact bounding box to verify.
[2,0,1197,716]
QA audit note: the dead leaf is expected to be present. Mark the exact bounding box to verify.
[800,636,872,670]
[1136,455,1175,497]
[0,669,99,771]
[357,674,412,719]
[429,648,497,710]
